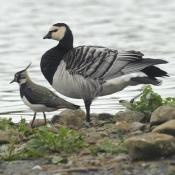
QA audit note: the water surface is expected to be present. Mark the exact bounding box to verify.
[0,0,174,122]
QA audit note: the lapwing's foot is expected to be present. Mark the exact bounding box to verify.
[83,121,93,128]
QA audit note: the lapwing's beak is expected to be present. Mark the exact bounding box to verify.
[43,32,51,39]
[10,79,15,84]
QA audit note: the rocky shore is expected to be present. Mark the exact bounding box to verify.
[0,104,175,175]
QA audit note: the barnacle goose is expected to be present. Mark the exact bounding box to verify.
[10,63,80,127]
[41,23,168,124]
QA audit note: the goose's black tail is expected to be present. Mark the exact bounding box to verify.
[142,66,168,78]
[130,59,168,86]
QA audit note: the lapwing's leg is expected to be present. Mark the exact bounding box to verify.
[84,99,92,127]
[43,112,47,125]
[31,112,37,128]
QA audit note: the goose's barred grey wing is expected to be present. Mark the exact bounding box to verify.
[65,46,120,79]
[64,46,168,81]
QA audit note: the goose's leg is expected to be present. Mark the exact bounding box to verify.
[130,92,142,103]
[43,112,47,125]
[31,112,37,128]
[84,99,92,126]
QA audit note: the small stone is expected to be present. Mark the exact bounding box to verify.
[111,153,129,162]
[79,148,91,156]
[114,111,145,123]
[126,133,175,160]
[0,132,10,144]
[130,122,146,132]
[52,109,85,129]
[51,115,61,123]
[152,120,175,136]
[32,165,42,170]
[51,156,67,164]
[97,113,114,121]
[128,130,143,137]
[115,121,130,132]
[29,119,48,128]
[150,106,175,126]
[85,133,102,144]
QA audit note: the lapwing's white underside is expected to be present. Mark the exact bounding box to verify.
[22,96,56,112]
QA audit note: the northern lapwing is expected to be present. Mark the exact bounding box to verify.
[10,63,80,127]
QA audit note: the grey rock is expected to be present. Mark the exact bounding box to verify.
[0,132,10,144]
[29,119,48,128]
[130,122,146,132]
[152,119,175,136]
[97,113,114,121]
[114,111,145,123]
[150,106,175,126]
[115,121,130,132]
[51,109,85,129]
[32,165,42,170]
[126,133,175,160]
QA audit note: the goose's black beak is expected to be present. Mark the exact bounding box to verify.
[10,79,15,84]
[43,32,51,39]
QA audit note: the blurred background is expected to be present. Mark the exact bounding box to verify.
[0,0,174,122]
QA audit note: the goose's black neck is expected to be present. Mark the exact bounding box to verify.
[41,27,73,85]
[58,27,73,50]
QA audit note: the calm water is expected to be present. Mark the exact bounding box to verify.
[0,0,175,122]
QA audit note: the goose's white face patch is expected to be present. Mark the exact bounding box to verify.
[50,26,66,41]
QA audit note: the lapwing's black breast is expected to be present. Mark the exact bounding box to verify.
[20,84,26,98]
[19,83,34,103]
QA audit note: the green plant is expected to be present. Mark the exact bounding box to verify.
[120,85,163,115]
[1,134,19,161]
[0,125,85,160]
[19,126,85,159]
[132,85,162,113]
[120,85,175,115]
[163,97,175,106]
[92,139,127,155]
[0,118,13,130]
[17,118,31,136]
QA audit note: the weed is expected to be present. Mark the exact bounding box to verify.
[17,118,31,136]
[163,97,175,106]
[0,118,13,130]
[17,126,85,159]
[131,85,162,114]
[92,139,127,155]
[120,85,175,115]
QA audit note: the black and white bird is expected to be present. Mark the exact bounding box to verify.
[41,23,168,124]
[10,64,80,127]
